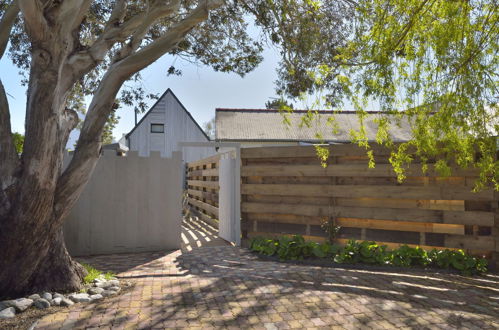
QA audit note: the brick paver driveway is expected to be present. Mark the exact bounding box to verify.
[35,221,499,329]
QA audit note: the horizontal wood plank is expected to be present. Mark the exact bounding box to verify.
[188,198,219,217]
[187,189,218,202]
[444,235,495,251]
[245,213,324,225]
[241,164,479,178]
[243,202,439,221]
[242,202,494,227]
[241,144,394,159]
[187,180,219,190]
[187,168,219,178]
[240,145,497,256]
[187,154,221,168]
[335,218,464,235]
[245,215,464,234]
[241,184,493,201]
[246,231,327,243]
[189,208,219,229]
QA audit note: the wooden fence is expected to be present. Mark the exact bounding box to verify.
[240,145,498,266]
[186,154,221,228]
[64,151,183,256]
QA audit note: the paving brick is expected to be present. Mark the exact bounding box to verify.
[33,220,498,329]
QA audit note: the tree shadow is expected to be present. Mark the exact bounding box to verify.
[181,216,229,252]
[59,246,499,329]
[76,249,179,275]
[75,215,228,275]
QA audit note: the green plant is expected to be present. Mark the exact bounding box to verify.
[277,235,316,260]
[391,245,430,267]
[249,235,488,275]
[82,263,116,284]
[312,242,340,258]
[358,241,390,264]
[249,237,278,256]
[320,218,341,241]
[427,249,487,275]
[334,240,361,264]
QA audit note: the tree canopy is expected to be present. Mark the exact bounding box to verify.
[265,98,294,110]
[272,0,498,190]
[340,0,499,190]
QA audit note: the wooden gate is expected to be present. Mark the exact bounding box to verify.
[186,149,241,245]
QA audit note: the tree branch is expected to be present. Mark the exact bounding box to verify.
[0,0,19,60]
[18,0,48,41]
[106,0,128,28]
[54,0,225,221]
[56,0,93,35]
[63,0,181,89]
[115,0,224,75]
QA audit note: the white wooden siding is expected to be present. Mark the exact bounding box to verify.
[64,151,183,256]
[128,90,214,162]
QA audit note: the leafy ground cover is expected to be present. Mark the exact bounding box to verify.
[81,263,115,285]
[250,235,488,275]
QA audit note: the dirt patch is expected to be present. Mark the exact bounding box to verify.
[0,281,135,330]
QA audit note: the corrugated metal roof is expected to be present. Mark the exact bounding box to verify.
[215,109,413,142]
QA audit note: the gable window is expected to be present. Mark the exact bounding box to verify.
[150,123,164,133]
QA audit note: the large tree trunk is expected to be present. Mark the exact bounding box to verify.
[0,216,86,299]
[0,0,222,300]
[0,38,84,298]
[28,230,86,295]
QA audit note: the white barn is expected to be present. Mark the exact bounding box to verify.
[126,88,214,162]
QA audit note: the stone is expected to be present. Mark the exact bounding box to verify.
[0,307,16,319]
[53,293,64,299]
[101,290,118,297]
[89,294,103,301]
[69,293,91,303]
[28,294,41,300]
[5,298,33,312]
[34,299,50,309]
[108,286,121,292]
[41,292,52,301]
[108,280,120,286]
[0,301,8,310]
[95,279,120,288]
[60,298,74,307]
[88,287,104,295]
[52,297,62,306]
[94,281,110,288]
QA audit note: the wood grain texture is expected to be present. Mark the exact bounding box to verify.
[241,145,498,256]
[242,184,493,201]
[242,164,480,178]
[188,198,219,217]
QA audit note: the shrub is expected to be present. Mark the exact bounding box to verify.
[249,235,487,275]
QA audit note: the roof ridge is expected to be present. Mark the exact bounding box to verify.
[215,108,386,114]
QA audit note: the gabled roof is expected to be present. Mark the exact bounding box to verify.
[126,88,210,140]
[215,108,413,142]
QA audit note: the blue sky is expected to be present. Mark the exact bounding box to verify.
[1,45,285,142]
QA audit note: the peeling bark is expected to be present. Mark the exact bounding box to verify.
[0,0,19,59]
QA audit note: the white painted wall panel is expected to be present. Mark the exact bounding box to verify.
[127,90,214,162]
[64,151,183,256]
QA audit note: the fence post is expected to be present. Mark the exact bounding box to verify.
[492,190,499,270]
